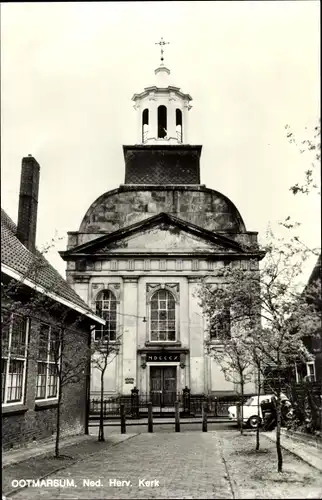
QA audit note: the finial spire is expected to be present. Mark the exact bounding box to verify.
[155,37,170,66]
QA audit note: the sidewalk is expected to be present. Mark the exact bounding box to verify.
[2,432,138,467]
[263,429,322,472]
[2,433,138,498]
[3,434,92,467]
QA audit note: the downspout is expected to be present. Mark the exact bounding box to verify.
[84,324,93,435]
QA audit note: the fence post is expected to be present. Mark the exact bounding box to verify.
[175,400,180,432]
[148,402,153,433]
[120,404,126,434]
[131,386,139,418]
[214,397,218,417]
[236,403,241,430]
[183,386,191,415]
[202,401,208,432]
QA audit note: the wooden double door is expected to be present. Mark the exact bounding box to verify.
[150,366,177,407]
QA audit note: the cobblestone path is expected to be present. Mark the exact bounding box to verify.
[11,432,233,499]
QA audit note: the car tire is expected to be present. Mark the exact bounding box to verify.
[247,416,261,429]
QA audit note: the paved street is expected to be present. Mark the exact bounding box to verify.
[10,432,233,499]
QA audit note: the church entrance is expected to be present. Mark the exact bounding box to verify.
[150,366,177,407]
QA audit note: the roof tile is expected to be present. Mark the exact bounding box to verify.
[1,208,93,313]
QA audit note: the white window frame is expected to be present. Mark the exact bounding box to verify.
[295,360,316,383]
[306,361,316,382]
[94,289,118,343]
[149,289,177,342]
[35,323,60,401]
[2,314,29,406]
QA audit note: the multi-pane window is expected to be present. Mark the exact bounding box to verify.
[1,314,29,404]
[95,290,117,342]
[36,324,60,400]
[210,309,231,340]
[150,290,176,341]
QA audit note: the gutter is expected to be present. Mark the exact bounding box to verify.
[1,263,105,325]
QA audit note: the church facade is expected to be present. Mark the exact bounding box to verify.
[60,47,263,400]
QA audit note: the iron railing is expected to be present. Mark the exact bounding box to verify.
[89,388,245,419]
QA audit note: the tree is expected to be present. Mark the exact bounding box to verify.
[285,119,321,196]
[199,283,254,435]
[252,346,264,451]
[91,332,122,442]
[281,119,321,258]
[37,308,92,458]
[198,234,320,472]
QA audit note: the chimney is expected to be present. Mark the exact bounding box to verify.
[17,155,40,253]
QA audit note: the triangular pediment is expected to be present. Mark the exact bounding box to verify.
[94,224,237,254]
[61,213,251,257]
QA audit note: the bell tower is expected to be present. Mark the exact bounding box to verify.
[132,38,192,145]
[123,38,201,185]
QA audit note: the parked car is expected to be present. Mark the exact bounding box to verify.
[228,393,291,429]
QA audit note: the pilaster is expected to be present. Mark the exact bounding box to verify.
[72,275,90,305]
[188,277,205,393]
[122,277,139,394]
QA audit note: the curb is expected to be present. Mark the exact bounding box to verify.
[4,433,139,498]
[3,435,93,468]
[219,436,238,500]
[281,429,322,449]
[263,432,322,473]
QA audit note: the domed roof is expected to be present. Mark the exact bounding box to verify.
[79,184,246,234]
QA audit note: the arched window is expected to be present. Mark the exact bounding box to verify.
[142,108,149,143]
[157,105,167,138]
[150,289,175,341]
[95,290,117,342]
[176,109,183,142]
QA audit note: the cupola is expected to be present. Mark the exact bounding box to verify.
[132,38,192,145]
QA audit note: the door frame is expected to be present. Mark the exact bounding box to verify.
[147,363,180,395]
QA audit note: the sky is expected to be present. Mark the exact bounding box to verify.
[1,1,320,285]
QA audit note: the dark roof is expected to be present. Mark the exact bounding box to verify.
[1,208,94,313]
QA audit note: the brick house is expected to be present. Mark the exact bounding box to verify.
[294,255,321,383]
[262,255,321,393]
[1,156,104,450]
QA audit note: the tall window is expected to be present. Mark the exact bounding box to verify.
[150,289,176,341]
[1,314,29,405]
[36,324,60,400]
[210,309,231,340]
[157,105,167,138]
[176,109,183,142]
[295,361,316,383]
[95,290,117,342]
[142,108,149,143]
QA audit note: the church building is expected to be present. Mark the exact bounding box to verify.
[60,40,263,402]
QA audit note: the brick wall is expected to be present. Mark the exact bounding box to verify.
[2,308,90,451]
[17,156,40,253]
[123,145,201,185]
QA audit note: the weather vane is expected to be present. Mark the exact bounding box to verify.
[155,37,170,65]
